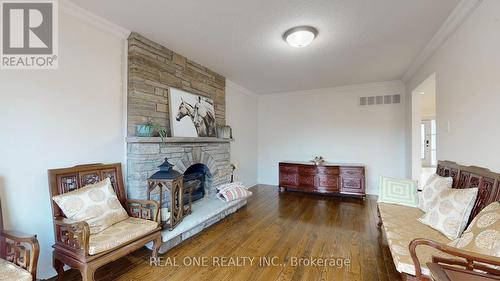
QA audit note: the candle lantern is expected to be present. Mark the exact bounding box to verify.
[147,157,185,230]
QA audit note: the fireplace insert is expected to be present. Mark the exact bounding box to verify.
[183,163,210,204]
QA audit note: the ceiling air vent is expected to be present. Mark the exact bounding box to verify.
[360,94,401,106]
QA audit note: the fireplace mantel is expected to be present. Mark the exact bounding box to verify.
[126,137,231,144]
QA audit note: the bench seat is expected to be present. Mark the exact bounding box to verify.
[378,202,452,276]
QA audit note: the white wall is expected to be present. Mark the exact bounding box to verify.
[405,0,500,175]
[226,80,259,187]
[0,12,127,279]
[258,81,406,195]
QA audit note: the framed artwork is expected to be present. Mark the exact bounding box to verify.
[169,88,217,137]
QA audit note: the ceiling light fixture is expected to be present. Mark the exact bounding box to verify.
[283,26,318,48]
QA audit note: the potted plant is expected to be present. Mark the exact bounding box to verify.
[136,121,155,137]
[136,121,167,142]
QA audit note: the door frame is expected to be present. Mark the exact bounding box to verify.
[411,73,436,180]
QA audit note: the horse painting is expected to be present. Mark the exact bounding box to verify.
[173,93,216,137]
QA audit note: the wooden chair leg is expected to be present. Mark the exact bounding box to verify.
[152,235,162,258]
[53,256,65,281]
[81,265,96,281]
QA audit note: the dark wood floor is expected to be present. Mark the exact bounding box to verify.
[57,185,400,281]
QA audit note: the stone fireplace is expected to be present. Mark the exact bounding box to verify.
[126,137,232,202]
[126,33,247,253]
[127,137,247,254]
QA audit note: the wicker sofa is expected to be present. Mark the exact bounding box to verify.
[377,161,500,280]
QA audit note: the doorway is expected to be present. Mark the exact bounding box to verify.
[411,73,436,186]
[421,119,436,167]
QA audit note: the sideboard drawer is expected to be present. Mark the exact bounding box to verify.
[279,173,298,187]
[279,164,298,173]
[340,167,364,177]
[317,166,340,175]
[298,174,315,187]
[298,165,317,175]
[315,175,340,193]
[341,177,364,193]
[317,176,338,187]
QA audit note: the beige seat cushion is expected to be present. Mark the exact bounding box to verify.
[379,202,452,276]
[0,258,32,281]
[88,217,158,255]
[448,202,500,256]
[53,178,129,234]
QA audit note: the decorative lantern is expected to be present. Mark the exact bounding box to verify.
[147,157,185,230]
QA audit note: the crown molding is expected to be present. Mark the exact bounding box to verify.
[226,79,260,98]
[262,80,404,97]
[60,0,130,39]
[402,0,483,82]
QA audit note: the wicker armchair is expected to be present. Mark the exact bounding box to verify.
[48,163,162,281]
[0,230,40,281]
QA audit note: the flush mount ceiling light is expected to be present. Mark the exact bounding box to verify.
[283,26,318,48]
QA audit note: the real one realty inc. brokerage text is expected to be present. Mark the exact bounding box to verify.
[150,256,351,268]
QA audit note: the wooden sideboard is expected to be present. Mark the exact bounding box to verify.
[279,161,365,197]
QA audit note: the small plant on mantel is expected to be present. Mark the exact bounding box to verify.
[136,120,167,143]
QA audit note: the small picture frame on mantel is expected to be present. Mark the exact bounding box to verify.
[217,125,233,139]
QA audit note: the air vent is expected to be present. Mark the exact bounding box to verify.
[360,94,401,106]
[360,97,367,106]
[392,94,401,104]
[367,96,375,105]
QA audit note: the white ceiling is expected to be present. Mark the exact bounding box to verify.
[70,0,460,94]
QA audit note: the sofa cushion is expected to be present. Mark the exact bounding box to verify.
[418,174,453,212]
[88,217,158,255]
[378,176,419,207]
[418,188,478,240]
[0,258,32,281]
[448,202,500,256]
[53,178,129,234]
[379,202,451,276]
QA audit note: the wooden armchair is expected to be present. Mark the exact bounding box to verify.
[48,163,162,281]
[0,230,40,281]
[409,238,500,280]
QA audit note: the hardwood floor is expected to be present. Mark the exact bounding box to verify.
[57,185,400,281]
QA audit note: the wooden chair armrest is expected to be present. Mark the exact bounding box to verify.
[0,230,40,279]
[53,216,90,256]
[1,230,38,242]
[409,238,500,278]
[126,199,160,224]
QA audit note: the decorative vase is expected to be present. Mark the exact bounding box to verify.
[136,124,154,137]
[310,156,325,165]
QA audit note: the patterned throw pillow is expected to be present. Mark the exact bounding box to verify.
[418,174,453,212]
[217,185,252,202]
[418,188,478,240]
[378,176,419,207]
[53,178,129,234]
[448,202,500,257]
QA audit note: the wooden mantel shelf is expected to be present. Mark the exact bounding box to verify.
[126,137,232,144]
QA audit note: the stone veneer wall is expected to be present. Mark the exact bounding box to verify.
[127,139,231,201]
[128,32,226,136]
